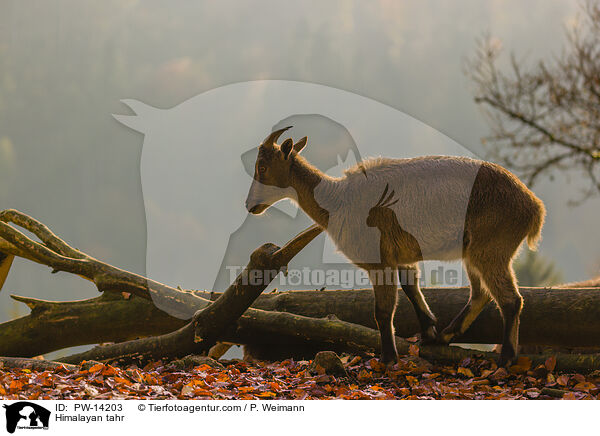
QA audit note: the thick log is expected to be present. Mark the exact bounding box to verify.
[0,293,187,357]
[207,286,600,348]
[3,286,600,358]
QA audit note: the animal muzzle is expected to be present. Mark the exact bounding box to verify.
[245,199,269,215]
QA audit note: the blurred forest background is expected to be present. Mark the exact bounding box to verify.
[0,0,598,330]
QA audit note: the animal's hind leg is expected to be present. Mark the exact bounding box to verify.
[368,267,399,364]
[398,265,438,343]
[474,260,523,366]
[440,264,491,343]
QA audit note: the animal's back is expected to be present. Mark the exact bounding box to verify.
[321,155,543,264]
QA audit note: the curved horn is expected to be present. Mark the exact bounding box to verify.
[262,126,293,148]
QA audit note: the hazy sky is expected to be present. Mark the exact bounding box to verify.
[0,1,597,333]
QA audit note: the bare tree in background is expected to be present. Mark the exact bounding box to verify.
[467,1,600,203]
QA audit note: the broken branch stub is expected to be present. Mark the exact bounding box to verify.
[192,224,323,344]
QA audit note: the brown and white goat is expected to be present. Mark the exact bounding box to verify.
[245,126,546,366]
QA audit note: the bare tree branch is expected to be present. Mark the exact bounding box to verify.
[466,1,600,202]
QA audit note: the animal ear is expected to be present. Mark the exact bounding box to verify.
[281,138,294,159]
[294,136,307,154]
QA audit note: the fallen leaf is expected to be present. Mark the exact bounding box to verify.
[368,359,386,373]
[556,375,570,386]
[348,356,361,366]
[490,368,509,380]
[573,382,595,392]
[408,344,419,357]
[84,385,99,397]
[181,384,194,397]
[544,356,557,372]
[256,391,276,398]
[405,375,419,386]
[573,374,586,384]
[238,386,256,394]
[509,356,531,374]
[9,380,24,392]
[562,392,578,400]
[88,364,104,373]
[193,388,213,397]
[479,369,494,378]
[113,377,132,386]
[457,367,474,378]
[102,367,117,377]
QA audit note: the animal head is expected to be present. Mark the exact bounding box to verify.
[245,126,308,214]
[366,183,399,228]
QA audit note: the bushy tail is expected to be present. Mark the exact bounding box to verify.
[526,198,546,250]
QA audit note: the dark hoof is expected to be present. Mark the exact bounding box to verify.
[498,346,517,367]
[380,352,398,365]
[497,357,510,367]
[498,355,518,368]
[437,326,455,344]
[418,325,440,345]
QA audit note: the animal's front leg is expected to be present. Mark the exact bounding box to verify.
[369,267,399,364]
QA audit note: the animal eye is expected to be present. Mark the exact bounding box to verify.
[258,166,267,174]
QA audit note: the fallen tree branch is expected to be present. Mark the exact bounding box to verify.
[59,225,324,364]
[0,209,209,319]
[417,346,600,373]
[0,356,77,372]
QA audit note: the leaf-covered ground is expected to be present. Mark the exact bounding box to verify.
[1,352,599,400]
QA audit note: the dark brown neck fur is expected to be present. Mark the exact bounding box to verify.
[289,153,332,228]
